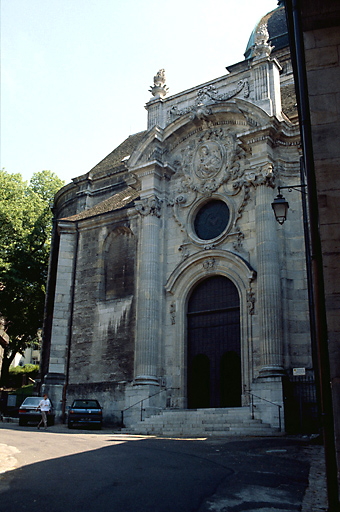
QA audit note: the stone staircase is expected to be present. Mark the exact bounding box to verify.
[122,407,278,437]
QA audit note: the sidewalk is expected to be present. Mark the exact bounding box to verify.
[301,444,328,512]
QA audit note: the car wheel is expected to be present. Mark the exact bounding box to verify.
[19,418,26,426]
[68,421,73,429]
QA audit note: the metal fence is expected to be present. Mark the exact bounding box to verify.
[283,371,319,434]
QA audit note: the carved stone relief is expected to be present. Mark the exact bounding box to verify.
[247,275,256,315]
[167,127,251,251]
[194,141,224,179]
[149,69,169,99]
[252,24,274,60]
[169,81,250,121]
[166,123,277,259]
[203,258,216,270]
[170,302,176,325]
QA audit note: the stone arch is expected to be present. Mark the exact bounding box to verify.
[103,226,136,300]
[165,249,256,408]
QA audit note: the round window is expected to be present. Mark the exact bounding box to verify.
[194,200,230,240]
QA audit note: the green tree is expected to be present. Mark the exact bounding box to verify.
[0,170,64,385]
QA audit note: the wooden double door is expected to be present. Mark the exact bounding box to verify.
[187,276,241,409]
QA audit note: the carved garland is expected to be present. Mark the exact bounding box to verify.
[169,81,250,121]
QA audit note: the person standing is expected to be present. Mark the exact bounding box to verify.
[36,394,51,430]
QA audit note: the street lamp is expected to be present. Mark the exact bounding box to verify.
[271,184,306,225]
[271,190,289,224]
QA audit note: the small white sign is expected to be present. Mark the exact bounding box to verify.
[7,395,17,407]
[293,367,306,376]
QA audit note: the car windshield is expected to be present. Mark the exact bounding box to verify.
[72,400,100,408]
[22,397,41,406]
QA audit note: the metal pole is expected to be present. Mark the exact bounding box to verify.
[278,406,282,433]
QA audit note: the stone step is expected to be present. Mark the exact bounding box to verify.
[123,407,277,437]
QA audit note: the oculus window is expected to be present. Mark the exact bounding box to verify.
[194,200,230,241]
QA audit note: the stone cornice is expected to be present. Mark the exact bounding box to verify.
[130,160,175,181]
[57,220,78,235]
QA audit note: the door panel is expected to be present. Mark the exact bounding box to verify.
[187,276,241,408]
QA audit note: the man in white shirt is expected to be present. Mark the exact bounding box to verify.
[36,394,51,430]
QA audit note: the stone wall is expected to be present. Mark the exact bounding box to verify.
[303,15,340,484]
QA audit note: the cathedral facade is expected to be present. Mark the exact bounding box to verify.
[41,5,314,433]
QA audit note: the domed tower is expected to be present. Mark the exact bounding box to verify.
[242,1,297,122]
[244,1,289,60]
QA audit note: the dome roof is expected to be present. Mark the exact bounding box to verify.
[244,4,289,59]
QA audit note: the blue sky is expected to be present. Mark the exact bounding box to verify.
[1,0,277,185]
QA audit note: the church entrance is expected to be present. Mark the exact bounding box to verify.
[187,275,241,408]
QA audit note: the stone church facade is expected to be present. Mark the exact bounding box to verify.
[41,5,314,432]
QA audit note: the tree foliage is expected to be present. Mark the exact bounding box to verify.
[0,170,64,385]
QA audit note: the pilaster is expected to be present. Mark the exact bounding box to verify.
[253,164,284,376]
[46,221,78,380]
[250,23,283,118]
[132,159,173,385]
[145,69,168,129]
[134,195,163,385]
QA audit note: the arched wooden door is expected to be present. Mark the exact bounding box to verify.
[187,275,241,408]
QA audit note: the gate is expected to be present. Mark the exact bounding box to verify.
[283,370,319,434]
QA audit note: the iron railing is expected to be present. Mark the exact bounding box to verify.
[120,388,179,427]
[246,392,283,432]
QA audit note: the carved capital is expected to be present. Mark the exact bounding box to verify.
[243,163,276,189]
[135,196,162,217]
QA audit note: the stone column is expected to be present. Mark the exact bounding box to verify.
[254,164,284,375]
[134,195,163,385]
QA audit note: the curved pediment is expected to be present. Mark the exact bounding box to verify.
[165,249,256,297]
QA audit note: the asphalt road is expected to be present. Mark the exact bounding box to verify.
[0,423,315,512]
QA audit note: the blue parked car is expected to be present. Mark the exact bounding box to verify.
[67,399,102,429]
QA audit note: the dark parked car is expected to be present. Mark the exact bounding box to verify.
[19,396,55,426]
[68,399,102,429]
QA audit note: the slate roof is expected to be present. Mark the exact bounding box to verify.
[89,130,147,179]
[62,186,140,222]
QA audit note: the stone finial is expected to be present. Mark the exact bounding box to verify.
[252,24,274,59]
[149,69,169,99]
